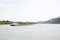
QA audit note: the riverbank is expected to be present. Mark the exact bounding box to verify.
[0,20,36,25]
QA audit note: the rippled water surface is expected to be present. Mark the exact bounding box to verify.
[0,24,60,40]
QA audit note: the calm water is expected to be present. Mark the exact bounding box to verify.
[0,24,60,40]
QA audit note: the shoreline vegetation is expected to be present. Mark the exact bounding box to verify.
[0,20,36,25]
[0,17,60,25]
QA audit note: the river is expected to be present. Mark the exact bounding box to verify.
[0,24,60,40]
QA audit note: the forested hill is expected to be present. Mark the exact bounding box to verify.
[37,17,60,24]
[47,17,60,23]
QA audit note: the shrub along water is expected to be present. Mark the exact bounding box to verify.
[0,20,36,25]
[0,20,13,24]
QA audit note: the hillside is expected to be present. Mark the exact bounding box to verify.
[46,17,60,23]
[37,17,60,24]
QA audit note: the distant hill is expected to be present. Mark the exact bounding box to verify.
[47,17,60,23]
[37,17,60,24]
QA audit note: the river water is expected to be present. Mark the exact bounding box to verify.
[0,24,60,40]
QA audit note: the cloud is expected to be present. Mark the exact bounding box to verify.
[0,0,60,21]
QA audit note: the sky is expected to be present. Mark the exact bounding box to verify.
[0,0,60,22]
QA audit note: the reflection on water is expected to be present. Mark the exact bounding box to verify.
[0,24,60,40]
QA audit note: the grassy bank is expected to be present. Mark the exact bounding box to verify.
[17,22,36,24]
[0,20,36,25]
[0,20,13,25]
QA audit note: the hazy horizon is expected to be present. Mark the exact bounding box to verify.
[0,0,60,22]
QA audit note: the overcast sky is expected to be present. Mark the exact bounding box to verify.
[0,0,60,22]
